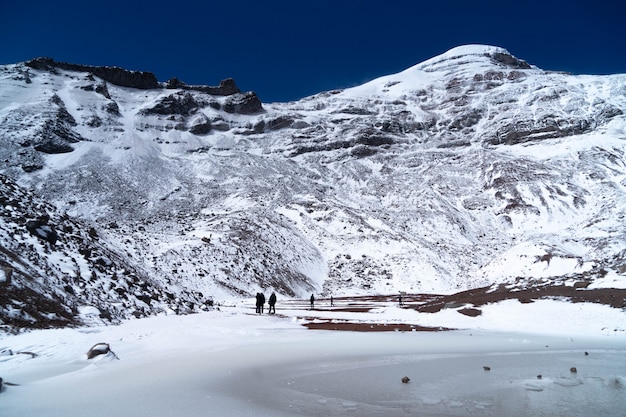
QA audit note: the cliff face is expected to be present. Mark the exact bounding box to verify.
[25,57,160,89]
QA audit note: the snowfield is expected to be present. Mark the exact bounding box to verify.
[1,45,626,415]
[1,296,624,417]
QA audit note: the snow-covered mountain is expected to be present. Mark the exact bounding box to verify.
[1,45,625,331]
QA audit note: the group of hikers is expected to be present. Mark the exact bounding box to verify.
[255,292,277,314]
[256,292,406,313]
[255,292,324,314]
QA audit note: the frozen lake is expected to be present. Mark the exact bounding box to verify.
[1,305,625,417]
[208,331,626,417]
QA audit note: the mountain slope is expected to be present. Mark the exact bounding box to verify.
[1,45,625,330]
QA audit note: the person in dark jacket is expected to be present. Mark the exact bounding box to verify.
[310,293,315,310]
[255,292,262,314]
[268,292,277,314]
[259,292,266,314]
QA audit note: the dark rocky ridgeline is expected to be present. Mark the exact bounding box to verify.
[166,77,241,96]
[25,58,256,100]
[25,57,159,89]
[24,57,263,117]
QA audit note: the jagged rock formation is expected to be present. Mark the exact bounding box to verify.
[25,57,159,89]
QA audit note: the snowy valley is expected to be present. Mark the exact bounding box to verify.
[1,45,626,330]
[1,44,626,417]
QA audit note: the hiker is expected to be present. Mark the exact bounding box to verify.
[260,292,266,314]
[268,292,277,314]
[255,293,262,314]
[330,296,334,306]
[310,293,315,309]
[398,292,403,307]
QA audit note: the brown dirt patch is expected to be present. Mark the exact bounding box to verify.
[302,320,451,332]
[412,284,626,313]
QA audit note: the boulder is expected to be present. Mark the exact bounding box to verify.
[26,218,58,245]
[87,343,113,359]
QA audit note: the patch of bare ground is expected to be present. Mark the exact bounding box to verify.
[412,283,626,313]
[293,282,625,332]
[302,321,451,332]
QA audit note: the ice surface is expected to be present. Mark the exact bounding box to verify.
[0,301,624,417]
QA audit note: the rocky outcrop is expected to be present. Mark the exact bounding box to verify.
[140,92,206,116]
[489,117,592,145]
[166,77,241,96]
[26,57,159,89]
[188,113,212,134]
[489,52,532,69]
[223,92,263,114]
[25,216,58,245]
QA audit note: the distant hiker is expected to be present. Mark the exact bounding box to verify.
[330,296,334,307]
[255,293,262,313]
[268,292,277,314]
[310,294,315,309]
[398,292,403,307]
[260,292,266,314]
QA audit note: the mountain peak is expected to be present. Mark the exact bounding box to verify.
[416,44,532,72]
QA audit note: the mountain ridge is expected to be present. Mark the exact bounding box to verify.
[1,44,625,331]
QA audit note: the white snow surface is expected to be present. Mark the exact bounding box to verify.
[1,298,624,417]
[1,48,626,412]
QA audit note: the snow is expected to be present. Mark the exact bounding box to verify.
[2,48,626,415]
[589,271,626,289]
[1,299,624,417]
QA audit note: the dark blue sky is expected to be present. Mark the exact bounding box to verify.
[1,0,624,102]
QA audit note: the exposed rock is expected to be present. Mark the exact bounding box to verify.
[254,116,296,132]
[33,138,75,154]
[140,92,205,116]
[165,77,187,89]
[490,117,592,145]
[0,268,12,286]
[401,376,410,383]
[25,57,159,89]
[87,342,112,359]
[267,116,295,130]
[102,101,121,115]
[189,113,212,135]
[21,163,44,172]
[186,78,241,96]
[458,307,482,317]
[95,82,111,99]
[223,92,263,114]
[335,106,376,115]
[489,52,532,69]
[26,217,58,245]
